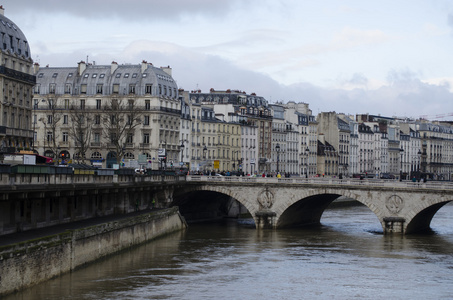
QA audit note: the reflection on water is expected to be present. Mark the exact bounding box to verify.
[6,203,453,300]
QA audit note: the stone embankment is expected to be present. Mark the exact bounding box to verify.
[0,207,187,296]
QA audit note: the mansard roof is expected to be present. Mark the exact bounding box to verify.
[35,62,178,97]
[0,9,31,59]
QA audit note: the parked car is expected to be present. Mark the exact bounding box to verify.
[380,173,395,179]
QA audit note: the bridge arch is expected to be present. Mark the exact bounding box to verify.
[171,184,258,224]
[274,188,380,229]
[405,200,453,234]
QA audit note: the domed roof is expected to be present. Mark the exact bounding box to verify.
[0,8,31,59]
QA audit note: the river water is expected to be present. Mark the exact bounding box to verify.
[6,202,453,300]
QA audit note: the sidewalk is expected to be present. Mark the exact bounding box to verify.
[0,208,159,247]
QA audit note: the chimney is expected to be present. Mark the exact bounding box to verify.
[111,61,118,73]
[33,62,40,74]
[141,60,148,73]
[77,61,86,76]
[161,65,172,76]
[0,6,4,16]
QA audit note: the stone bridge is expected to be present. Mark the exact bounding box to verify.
[168,176,453,234]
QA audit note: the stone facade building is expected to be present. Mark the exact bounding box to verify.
[33,61,180,168]
[0,7,35,154]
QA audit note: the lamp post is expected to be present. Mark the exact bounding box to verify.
[180,142,185,166]
[276,143,280,174]
[305,146,309,178]
[57,146,60,165]
[417,149,421,172]
[400,146,404,181]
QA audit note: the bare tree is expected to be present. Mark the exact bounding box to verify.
[102,97,143,165]
[39,96,63,164]
[68,99,93,164]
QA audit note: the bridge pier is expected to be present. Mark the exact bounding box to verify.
[383,217,405,234]
[255,211,276,229]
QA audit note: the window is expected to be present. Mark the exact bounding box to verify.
[115,73,121,78]
[83,73,89,78]
[96,84,103,94]
[145,100,150,110]
[49,83,56,94]
[63,132,68,142]
[144,115,150,125]
[52,73,58,78]
[95,115,100,124]
[34,84,40,94]
[99,73,105,78]
[124,73,129,78]
[129,84,136,94]
[94,133,100,143]
[80,99,85,110]
[143,133,150,144]
[96,99,101,109]
[132,73,137,78]
[47,115,52,124]
[80,84,87,94]
[47,131,53,142]
[142,73,147,78]
[64,84,72,94]
[126,133,133,143]
[64,99,69,109]
[145,84,152,94]
[113,84,119,94]
[67,73,73,78]
[38,73,43,78]
[63,115,68,124]
[159,84,162,94]
[92,73,97,78]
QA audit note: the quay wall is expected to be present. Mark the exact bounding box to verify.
[0,207,187,296]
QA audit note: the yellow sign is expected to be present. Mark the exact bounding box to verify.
[214,160,220,169]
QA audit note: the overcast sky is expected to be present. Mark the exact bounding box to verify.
[3,0,453,120]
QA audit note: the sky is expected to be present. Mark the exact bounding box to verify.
[3,0,453,121]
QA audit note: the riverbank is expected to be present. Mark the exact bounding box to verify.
[0,207,187,296]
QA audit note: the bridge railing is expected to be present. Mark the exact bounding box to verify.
[0,173,187,187]
[186,175,453,190]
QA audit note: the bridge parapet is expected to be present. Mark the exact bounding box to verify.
[186,175,453,190]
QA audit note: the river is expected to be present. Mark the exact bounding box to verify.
[6,202,453,300]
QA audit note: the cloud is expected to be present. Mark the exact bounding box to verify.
[3,0,248,22]
[448,13,453,28]
[34,40,453,121]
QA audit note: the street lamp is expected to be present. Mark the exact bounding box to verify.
[400,146,404,181]
[180,142,185,165]
[276,143,280,174]
[305,146,309,178]
[417,149,421,172]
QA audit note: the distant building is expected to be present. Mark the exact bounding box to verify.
[33,61,180,168]
[0,6,35,154]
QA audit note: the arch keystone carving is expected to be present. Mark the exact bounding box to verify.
[258,187,275,209]
[385,195,404,214]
